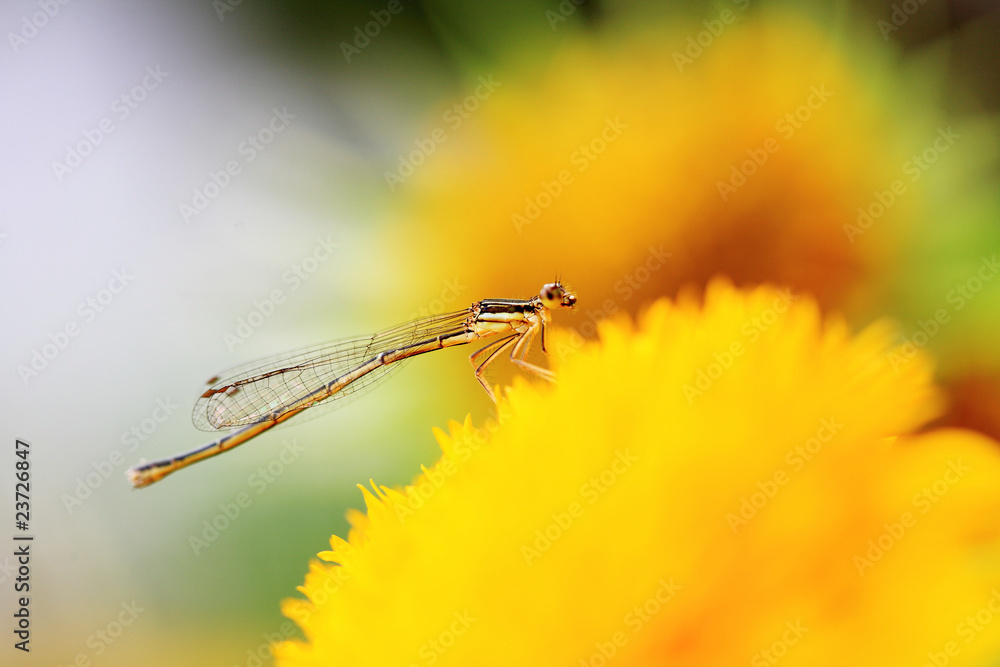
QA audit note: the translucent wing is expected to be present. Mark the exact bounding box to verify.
[192,309,472,431]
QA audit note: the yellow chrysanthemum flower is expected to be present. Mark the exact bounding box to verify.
[275,282,1000,666]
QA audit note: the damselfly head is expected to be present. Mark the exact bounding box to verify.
[539,282,577,310]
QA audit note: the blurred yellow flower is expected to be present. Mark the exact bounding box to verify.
[384,12,917,320]
[382,6,1000,439]
[275,281,1000,667]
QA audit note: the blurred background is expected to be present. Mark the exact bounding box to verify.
[1,0,998,665]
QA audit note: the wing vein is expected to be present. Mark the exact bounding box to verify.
[192,308,473,431]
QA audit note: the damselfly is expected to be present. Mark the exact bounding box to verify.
[127,282,577,488]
